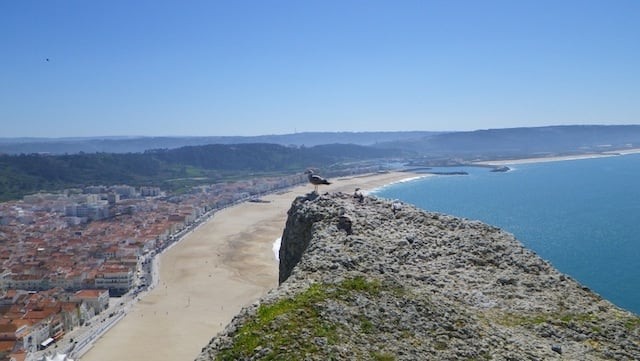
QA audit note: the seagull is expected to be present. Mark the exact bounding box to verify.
[305,169,331,193]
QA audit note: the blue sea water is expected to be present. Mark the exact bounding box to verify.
[375,154,640,314]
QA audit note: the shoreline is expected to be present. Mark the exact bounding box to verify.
[474,148,640,166]
[78,171,420,361]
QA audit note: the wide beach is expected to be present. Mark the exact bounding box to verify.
[474,148,640,166]
[79,171,418,361]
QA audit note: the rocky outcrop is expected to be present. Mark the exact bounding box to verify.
[196,193,640,361]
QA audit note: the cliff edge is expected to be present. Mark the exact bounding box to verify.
[196,192,640,360]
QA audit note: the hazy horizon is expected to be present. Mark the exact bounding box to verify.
[2,1,639,138]
[0,129,437,140]
[3,124,640,141]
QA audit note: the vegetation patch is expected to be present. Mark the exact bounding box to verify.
[624,316,640,331]
[371,352,396,361]
[360,317,374,334]
[340,276,381,294]
[215,277,386,360]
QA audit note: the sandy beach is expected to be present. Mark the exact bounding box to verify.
[475,148,640,166]
[78,171,417,361]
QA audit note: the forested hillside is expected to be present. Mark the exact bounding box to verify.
[0,131,436,155]
[0,143,401,201]
[4,125,640,201]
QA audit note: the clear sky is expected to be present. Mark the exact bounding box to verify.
[1,0,639,137]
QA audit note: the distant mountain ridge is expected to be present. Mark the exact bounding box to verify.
[0,131,438,155]
[3,125,640,158]
[375,125,640,159]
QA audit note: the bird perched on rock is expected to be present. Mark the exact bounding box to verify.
[305,169,331,193]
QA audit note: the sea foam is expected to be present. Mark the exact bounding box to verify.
[272,237,281,261]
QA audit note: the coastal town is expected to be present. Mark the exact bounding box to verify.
[0,172,314,361]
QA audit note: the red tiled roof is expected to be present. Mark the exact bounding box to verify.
[74,289,107,299]
[0,340,16,352]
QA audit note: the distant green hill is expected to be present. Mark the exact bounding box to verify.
[0,131,436,155]
[4,125,640,201]
[0,143,402,201]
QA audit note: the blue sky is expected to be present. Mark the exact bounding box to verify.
[1,0,639,137]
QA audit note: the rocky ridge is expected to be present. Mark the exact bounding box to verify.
[196,192,640,360]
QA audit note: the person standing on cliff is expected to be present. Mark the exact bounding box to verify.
[391,200,402,214]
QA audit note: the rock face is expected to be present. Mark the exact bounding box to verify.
[196,193,640,361]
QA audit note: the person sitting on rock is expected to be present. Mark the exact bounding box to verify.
[353,188,364,203]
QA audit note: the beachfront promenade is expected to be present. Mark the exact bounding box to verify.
[28,247,161,361]
[30,195,246,361]
[27,194,258,361]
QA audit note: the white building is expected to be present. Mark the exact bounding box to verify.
[94,265,133,296]
[71,289,109,314]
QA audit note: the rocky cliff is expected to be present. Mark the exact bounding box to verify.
[196,192,640,360]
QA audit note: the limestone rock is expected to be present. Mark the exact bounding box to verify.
[196,192,640,361]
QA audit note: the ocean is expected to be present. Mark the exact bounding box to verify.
[374,153,640,315]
